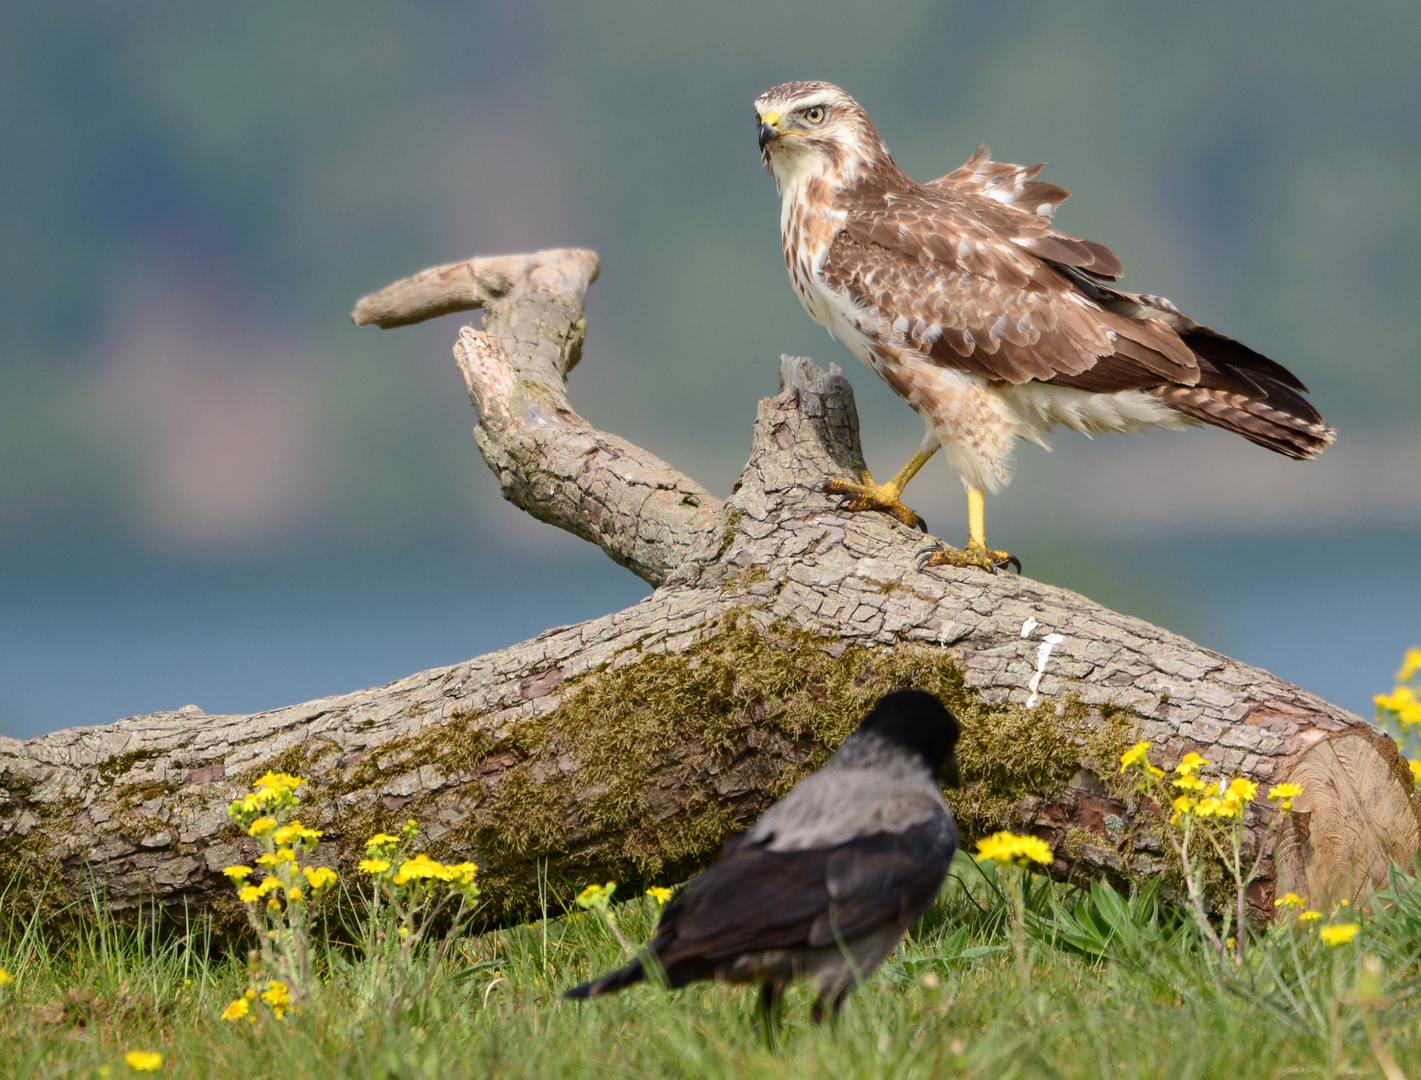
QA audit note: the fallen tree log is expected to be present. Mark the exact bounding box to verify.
[2,248,1414,925]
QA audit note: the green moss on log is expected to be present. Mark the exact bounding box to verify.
[362,611,1136,921]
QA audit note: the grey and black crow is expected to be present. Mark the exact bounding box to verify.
[563,689,961,1023]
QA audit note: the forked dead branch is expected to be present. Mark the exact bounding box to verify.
[0,248,1413,924]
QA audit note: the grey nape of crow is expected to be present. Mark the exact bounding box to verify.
[563,688,961,1022]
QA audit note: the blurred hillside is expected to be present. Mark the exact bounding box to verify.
[2,2,1418,737]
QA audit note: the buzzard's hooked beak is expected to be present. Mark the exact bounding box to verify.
[758,110,780,151]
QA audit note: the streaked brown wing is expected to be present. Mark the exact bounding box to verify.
[926,145,1072,221]
[824,184,1200,390]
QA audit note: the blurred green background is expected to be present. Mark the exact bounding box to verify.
[2,2,1418,738]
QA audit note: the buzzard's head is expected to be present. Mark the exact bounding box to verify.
[754,81,890,193]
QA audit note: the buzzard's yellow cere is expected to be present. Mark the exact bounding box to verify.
[755,82,1332,571]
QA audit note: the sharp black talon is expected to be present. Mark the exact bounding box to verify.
[1006,555,1022,574]
[914,544,943,571]
[835,495,855,514]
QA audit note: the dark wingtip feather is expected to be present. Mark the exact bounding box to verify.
[1179,328,1311,394]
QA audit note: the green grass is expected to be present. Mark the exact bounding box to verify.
[4,857,1421,1079]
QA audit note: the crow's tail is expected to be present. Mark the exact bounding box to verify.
[563,958,646,1000]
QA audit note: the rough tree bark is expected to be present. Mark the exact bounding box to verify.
[2,248,1414,925]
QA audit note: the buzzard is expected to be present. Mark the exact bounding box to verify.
[754,81,1333,571]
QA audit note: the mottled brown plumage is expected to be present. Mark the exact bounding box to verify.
[753,81,1332,567]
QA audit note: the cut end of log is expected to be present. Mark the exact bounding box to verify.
[1274,731,1421,910]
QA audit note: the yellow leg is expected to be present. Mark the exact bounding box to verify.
[885,444,938,498]
[821,444,938,531]
[968,487,987,550]
[914,486,1021,575]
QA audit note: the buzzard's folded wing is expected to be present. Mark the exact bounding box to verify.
[825,185,1198,390]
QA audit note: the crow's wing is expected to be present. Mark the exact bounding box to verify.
[654,806,957,967]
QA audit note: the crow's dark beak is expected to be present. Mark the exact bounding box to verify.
[758,121,777,152]
[942,753,961,789]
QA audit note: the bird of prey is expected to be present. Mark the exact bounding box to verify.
[754,81,1333,572]
[564,689,960,1026]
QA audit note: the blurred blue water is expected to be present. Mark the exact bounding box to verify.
[0,536,649,740]
[2,530,1413,741]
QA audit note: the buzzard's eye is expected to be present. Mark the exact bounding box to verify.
[805,106,825,124]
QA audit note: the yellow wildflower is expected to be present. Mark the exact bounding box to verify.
[445,862,479,886]
[1170,796,1196,824]
[222,865,253,881]
[238,886,261,904]
[1268,782,1304,811]
[1411,760,1421,787]
[1145,763,1166,778]
[0,968,12,986]
[247,816,277,837]
[1299,910,1322,922]
[258,876,281,896]
[358,858,391,874]
[272,822,323,846]
[1225,778,1258,803]
[647,886,674,905]
[1119,741,1152,772]
[974,831,1054,866]
[365,833,402,848]
[275,847,296,863]
[260,980,291,1019]
[303,866,338,890]
[1319,923,1360,946]
[266,898,281,910]
[252,772,305,800]
[576,882,616,910]
[220,997,249,1021]
[394,854,453,885]
[1275,892,1306,909]
[1398,647,1421,683]
[123,1051,163,1071]
[1175,752,1208,777]
[1195,796,1223,817]
[254,853,276,866]
[287,887,303,903]
[1172,774,1206,793]
[1376,686,1421,724]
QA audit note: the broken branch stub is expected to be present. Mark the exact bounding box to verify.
[0,249,1412,925]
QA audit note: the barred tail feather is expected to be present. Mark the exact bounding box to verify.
[1149,382,1335,460]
